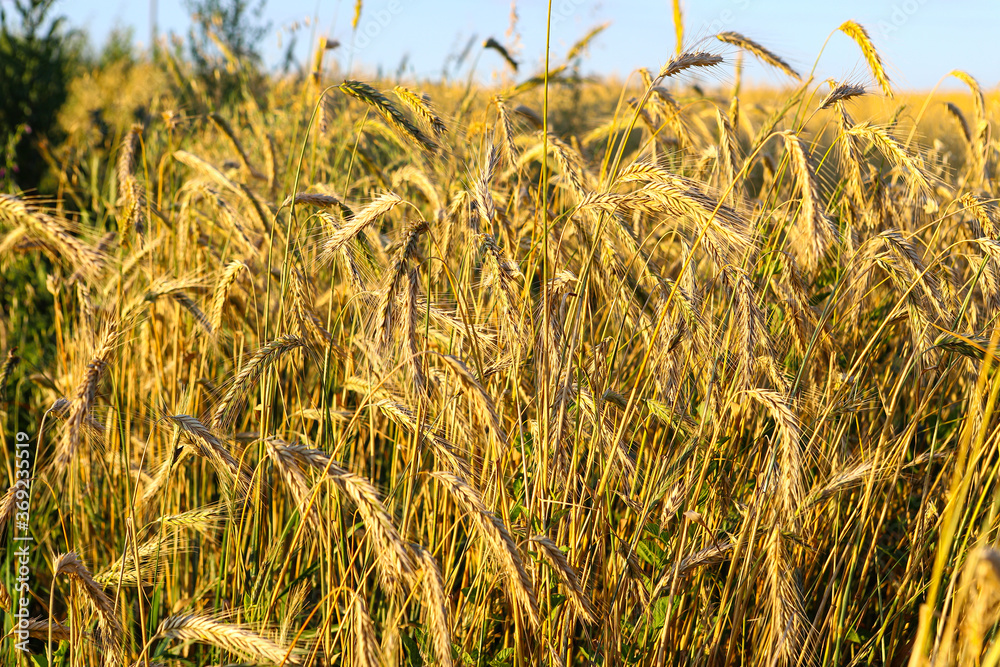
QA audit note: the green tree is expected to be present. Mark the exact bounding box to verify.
[0,0,81,190]
[99,25,137,69]
[183,0,270,107]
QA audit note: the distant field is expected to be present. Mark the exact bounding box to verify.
[3,15,1000,667]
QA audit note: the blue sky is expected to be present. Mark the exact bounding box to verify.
[63,0,998,90]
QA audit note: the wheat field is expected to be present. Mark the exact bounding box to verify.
[2,12,1000,667]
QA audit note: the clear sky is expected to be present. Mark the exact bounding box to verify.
[63,0,998,91]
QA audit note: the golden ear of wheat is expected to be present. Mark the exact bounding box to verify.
[944,101,972,144]
[838,20,893,98]
[116,124,147,237]
[167,414,251,497]
[431,471,540,627]
[483,37,519,71]
[567,22,609,62]
[339,80,439,153]
[5,617,74,643]
[53,552,125,666]
[846,122,932,196]
[209,112,265,180]
[530,535,597,624]
[0,347,20,402]
[54,311,136,473]
[412,544,454,667]
[763,527,811,664]
[818,81,866,109]
[155,614,300,665]
[716,31,800,79]
[393,85,447,137]
[658,50,723,78]
[351,0,362,29]
[276,440,417,588]
[210,335,309,430]
[671,0,684,54]
[0,194,106,279]
[210,260,248,334]
[320,191,403,262]
[781,131,838,272]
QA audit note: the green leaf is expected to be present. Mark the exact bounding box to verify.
[547,592,567,613]
[636,538,665,567]
[651,596,671,629]
[489,647,515,666]
[400,631,422,663]
[550,507,571,523]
